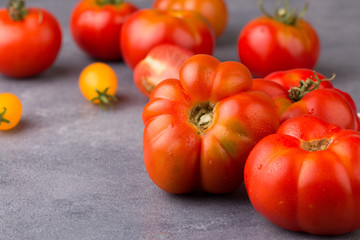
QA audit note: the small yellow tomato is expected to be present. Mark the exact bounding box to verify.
[0,93,22,131]
[79,62,118,108]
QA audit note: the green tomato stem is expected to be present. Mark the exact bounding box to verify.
[95,0,124,6]
[0,107,11,126]
[7,0,27,21]
[258,0,309,25]
[90,87,118,110]
[288,72,336,102]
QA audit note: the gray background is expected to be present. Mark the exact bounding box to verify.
[1,0,360,239]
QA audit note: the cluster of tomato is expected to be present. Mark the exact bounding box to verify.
[1,0,360,236]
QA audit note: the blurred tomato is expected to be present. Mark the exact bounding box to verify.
[121,9,215,69]
[0,0,62,78]
[133,44,193,97]
[238,1,320,77]
[79,62,118,109]
[153,0,228,38]
[70,0,137,60]
[0,93,22,131]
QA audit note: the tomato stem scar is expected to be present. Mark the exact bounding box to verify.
[0,107,11,125]
[301,138,332,152]
[188,102,216,134]
[91,87,118,110]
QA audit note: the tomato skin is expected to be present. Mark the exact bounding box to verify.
[333,88,360,131]
[133,44,193,97]
[79,62,117,104]
[153,0,228,38]
[252,78,291,117]
[0,8,62,78]
[121,9,215,69]
[244,115,360,235]
[70,0,137,61]
[142,54,279,194]
[238,17,320,77]
[0,93,22,131]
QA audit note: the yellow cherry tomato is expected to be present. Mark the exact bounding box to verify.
[79,62,118,108]
[0,93,22,131]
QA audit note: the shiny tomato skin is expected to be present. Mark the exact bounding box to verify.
[333,88,357,113]
[143,54,279,194]
[0,8,62,78]
[252,78,291,117]
[332,88,360,131]
[264,68,333,91]
[153,0,228,38]
[121,9,215,69]
[70,0,137,61]
[245,115,360,235]
[133,44,193,97]
[252,78,288,99]
[238,17,320,77]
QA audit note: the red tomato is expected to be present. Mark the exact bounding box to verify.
[121,9,215,69]
[142,54,279,194]
[244,115,360,235]
[133,44,193,97]
[70,0,137,61]
[237,1,320,77]
[0,1,62,78]
[253,70,359,130]
[153,0,228,38]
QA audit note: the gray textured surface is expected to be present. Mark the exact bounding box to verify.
[1,0,360,239]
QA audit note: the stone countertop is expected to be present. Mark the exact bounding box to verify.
[1,0,360,239]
